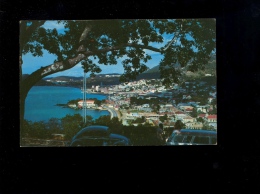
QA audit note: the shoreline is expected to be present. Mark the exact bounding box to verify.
[81,91,109,95]
[33,85,109,95]
[26,86,110,122]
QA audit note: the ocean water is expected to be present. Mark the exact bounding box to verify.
[24,86,109,122]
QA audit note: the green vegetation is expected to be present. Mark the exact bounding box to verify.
[174,120,186,130]
[21,120,52,139]
[202,122,215,130]
[132,116,146,124]
[159,114,168,122]
[190,107,198,117]
[67,98,81,105]
[196,117,205,123]
[21,114,166,146]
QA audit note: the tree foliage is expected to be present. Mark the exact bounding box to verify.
[174,120,186,130]
[20,120,52,139]
[190,107,198,117]
[94,115,122,130]
[159,114,168,122]
[46,118,62,133]
[61,114,85,140]
[20,19,215,82]
[21,115,167,146]
[130,96,168,106]
[133,116,146,124]
[196,117,205,123]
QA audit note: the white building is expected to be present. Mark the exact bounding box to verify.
[78,100,95,108]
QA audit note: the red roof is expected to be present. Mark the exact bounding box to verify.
[207,115,217,119]
[198,114,206,117]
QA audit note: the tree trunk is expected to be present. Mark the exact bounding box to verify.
[20,68,46,128]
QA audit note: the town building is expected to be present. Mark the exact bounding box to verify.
[78,100,95,108]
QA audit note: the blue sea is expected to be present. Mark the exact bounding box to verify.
[24,86,109,122]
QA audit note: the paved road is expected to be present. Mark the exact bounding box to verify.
[103,105,118,119]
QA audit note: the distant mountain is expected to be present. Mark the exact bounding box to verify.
[136,72,161,80]
[42,73,122,81]
[44,76,83,81]
[137,54,216,80]
[22,54,216,86]
[143,65,160,74]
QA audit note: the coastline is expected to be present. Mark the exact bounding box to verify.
[25,86,110,122]
[81,91,109,96]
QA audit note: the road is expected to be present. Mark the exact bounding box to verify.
[103,105,118,119]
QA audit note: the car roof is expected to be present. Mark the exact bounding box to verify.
[109,133,130,141]
[83,125,109,130]
[174,129,217,136]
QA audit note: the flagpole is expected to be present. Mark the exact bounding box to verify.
[84,72,87,123]
[83,72,86,123]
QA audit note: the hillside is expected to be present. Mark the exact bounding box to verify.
[22,74,56,86]
[137,54,216,80]
[44,76,83,81]
[23,54,216,86]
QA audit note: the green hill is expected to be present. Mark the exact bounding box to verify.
[137,54,216,80]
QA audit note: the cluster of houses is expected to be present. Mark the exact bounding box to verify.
[121,102,217,130]
[72,77,217,130]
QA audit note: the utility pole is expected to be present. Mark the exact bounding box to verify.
[83,72,87,123]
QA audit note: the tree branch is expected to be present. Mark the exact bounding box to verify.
[23,24,91,78]
[83,43,161,55]
[40,54,86,76]
[22,20,162,79]
[39,43,161,77]
[163,20,190,51]
[163,32,180,51]
[77,25,92,52]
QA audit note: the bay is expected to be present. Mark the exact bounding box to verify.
[24,86,109,122]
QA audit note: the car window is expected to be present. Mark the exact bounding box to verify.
[192,136,209,144]
[113,140,128,146]
[183,135,193,143]
[174,135,185,143]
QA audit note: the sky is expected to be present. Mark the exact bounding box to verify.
[22,49,164,77]
[21,20,190,78]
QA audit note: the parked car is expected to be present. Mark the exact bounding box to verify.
[166,129,217,145]
[69,125,132,146]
